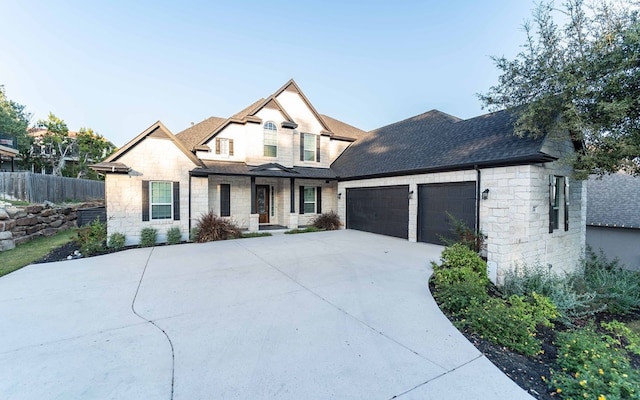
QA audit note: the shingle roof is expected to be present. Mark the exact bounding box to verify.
[587,173,640,229]
[320,114,368,141]
[331,109,554,179]
[191,160,337,179]
[175,116,227,151]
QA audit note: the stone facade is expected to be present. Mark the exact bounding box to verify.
[0,204,78,251]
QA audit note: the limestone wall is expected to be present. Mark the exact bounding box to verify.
[0,204,78,251]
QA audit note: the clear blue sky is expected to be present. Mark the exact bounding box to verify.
[1,0,538,147]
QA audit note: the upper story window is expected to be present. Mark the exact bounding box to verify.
[549,175,569,232]
[215,137,234,156]
[263,122,277,157]
[300,132,320,162]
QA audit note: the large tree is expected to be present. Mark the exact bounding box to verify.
[64,127,115,180]
[479,0,640,178]
[0,85,31,159]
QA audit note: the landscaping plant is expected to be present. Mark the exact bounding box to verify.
[76,217,107,256]
[311,211,341,231]
[194,211,241,242]
[107,232,126,251]
[284,226,320,234]
[166,227,182,245]
[139,227,158,247]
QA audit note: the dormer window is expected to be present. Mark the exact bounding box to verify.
[215,137,234,156]
[263,122,278,157]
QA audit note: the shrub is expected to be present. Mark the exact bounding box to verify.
[107,232,126,251]
[440,212,485,253]
[76,217,107,256]
[434,277,488,314]
[189,227,199,242]
[166,227,182,245]
[432,243,487,277]
[140,227,158,247]
[552,325,640,399]
[284,226,320,234]
[462,294,557,356]
[311,211,341,230]
[194,211,241,242]
[240,232,272,238]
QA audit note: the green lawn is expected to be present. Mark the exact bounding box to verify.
[0,229,77,277]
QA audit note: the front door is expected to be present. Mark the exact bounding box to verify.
[256,185,270,223]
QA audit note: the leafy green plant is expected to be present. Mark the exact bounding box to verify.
[166,227,182,245]
[76,217,107,256]
[439,212,485,253]
[139,227,158,248]
[240,232,272,238]
[194,211,241,242]
[189,227,199,242]
[107,232,126,251]
[552,325,640,399]
[601,320,640,356]
[432,243,487,277]
[434,277,488,314]
[284,226,320,234]
[311,211,341,230]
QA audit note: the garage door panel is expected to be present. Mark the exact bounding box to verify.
[418,182,476,245]
[346,186,409,239]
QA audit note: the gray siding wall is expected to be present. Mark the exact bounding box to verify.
[586,226,640,271]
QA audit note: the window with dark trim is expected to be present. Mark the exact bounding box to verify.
[299,133,320,162]
[299,186,322,214]
[263,122,277,157]
[549,175,569,233]
[215,138,234,156]
[220,184,231,217]
[142,180,180,221]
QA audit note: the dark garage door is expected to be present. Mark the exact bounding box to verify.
[418,182,476,245]
[346,186,409,239]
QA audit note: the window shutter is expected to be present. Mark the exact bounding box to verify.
[299,133,304,161]
[316,187,322,214]
[220,184,231,217]
[173,181,180,221]
[215,138,221,154]
[564,177,569,231]
[316,135,320,162]
[299,186,304,214]
[548,175,554,233]
[142,180,149,221]
[229,139,234,156]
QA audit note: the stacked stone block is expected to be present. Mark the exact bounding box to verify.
[0,204,78,251]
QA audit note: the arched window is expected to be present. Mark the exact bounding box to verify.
[263,122,277,157]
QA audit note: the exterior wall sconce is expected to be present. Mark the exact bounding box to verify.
[408,190,414,199]
[482,188,490,200]
[337,192,342,199]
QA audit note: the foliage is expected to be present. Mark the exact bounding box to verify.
[0,85,31,166]
[194,211,241,242]
[479,0,640,177]
[434,277,488,314]
[0,229,76,277]
[503,261,600,324]
[139,227,158,247]
[189,227,199,242]
[439,212,485,253]
[284,226,321,234]
[76,217,107,256]
[552,325,640,399]
[240,232,272,238]
[107,232,126,251]
[602,320,640,356]
[166,227,182,245]
[432,243,487,277]
[311,211,341,231]
[62,127,115,180]
[461,294,557,356]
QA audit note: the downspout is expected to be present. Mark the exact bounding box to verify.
[475,165,481,236]
[188,173,192,235]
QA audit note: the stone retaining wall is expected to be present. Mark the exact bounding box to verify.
[0,204,78,251]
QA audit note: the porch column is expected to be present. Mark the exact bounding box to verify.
[288,177,298,229]
[249,176,258,232]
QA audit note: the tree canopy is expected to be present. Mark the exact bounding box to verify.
[0,85,31,155]
[479,0,640,178]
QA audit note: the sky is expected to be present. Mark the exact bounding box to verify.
[1,0,539,147]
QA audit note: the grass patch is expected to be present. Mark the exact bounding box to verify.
[284,226,320,234]
[0,229,77,277]
[240,232,272,238]
[0,199,30,206]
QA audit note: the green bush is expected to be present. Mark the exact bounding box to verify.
[462,294,557,356]
[284,226,320,234]
[76,217,107,256]
[189,227,199,242]
[140,227,158,248]
[440,212,485,253]
[107,232,126,251]
[433,243,487,276]
[434,277,488,314]
[552,324,640,399]
[240,232,272,238]
[166,227,182,245]
[311,211,341,230]
[194,211,241,242]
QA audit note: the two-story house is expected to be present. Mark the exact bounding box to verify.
[92,79,586,284]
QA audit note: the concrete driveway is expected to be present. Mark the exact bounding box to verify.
[0,230,532,399]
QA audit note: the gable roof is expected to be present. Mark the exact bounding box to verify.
[331,109,556,180]
[103,121,202,167]
[587,173,640,229]
[175,117,226,151]
[320,114,368,141]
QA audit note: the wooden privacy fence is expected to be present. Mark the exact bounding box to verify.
[0,172,104,203]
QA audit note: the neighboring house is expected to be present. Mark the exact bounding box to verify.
[586,173,640,270]
[0,135,19,172]
[92,79,586,283]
